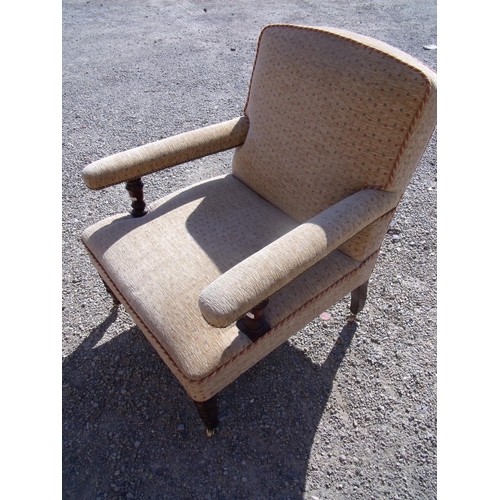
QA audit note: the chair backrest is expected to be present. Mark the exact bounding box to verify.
[232,25,437,222]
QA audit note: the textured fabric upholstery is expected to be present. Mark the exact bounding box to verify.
[88,245,376,401]
[80,24,437,406]
[199,189,398,327]
[82,117,249,189]
[82,174,367,382]
[338,209,396,261]
[232,25,437,222]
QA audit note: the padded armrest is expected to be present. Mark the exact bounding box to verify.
[82,116,249,189]
[199,189,399,327]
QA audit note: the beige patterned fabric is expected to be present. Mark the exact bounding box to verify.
[232,25,437,222]
[82,175,295,380]
[82,174,370,382]
[199,189,398,327]
[338,209,396,261]
[187,250,379,401]
[80,24,437,402]
[82,116,249,189]
[90,246,377,401]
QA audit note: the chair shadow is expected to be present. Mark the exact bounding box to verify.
[62,308,358,499]
[83,174,298,277]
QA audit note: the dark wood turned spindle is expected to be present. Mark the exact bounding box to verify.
[237,299,271,342]
[193,395,219,437]
[350,279,369,316]
[126,177,148,217]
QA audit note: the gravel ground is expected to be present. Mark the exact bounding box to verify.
[62,1,437,498]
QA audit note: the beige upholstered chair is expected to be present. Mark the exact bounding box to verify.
[81,25,437,436]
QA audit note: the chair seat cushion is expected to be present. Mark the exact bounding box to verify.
[82,174,361,381]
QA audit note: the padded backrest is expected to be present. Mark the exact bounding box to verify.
[232,25,437,222]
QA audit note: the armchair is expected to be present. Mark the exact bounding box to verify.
[81,24,437,436]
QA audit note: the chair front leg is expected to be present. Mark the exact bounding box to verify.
[193,394,219,437]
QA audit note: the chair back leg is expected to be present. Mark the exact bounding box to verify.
[350,280,369,316]
[101,278,120,307]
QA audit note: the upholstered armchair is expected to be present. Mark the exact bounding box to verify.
[81,25,437,436]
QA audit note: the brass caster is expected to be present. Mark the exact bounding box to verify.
[205,427,216,438]
[347,313,357,323]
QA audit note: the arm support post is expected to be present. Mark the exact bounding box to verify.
[236,299,270,341]
[125,177,148,217]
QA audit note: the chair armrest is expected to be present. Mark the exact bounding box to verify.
[81,116,249,189]
[199,189,399,327]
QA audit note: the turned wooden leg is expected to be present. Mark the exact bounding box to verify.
[193,395,219,437]
[237,299,271,341]
[102,278,120,307]
[350,280,369,316]
[126,177,148,217]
